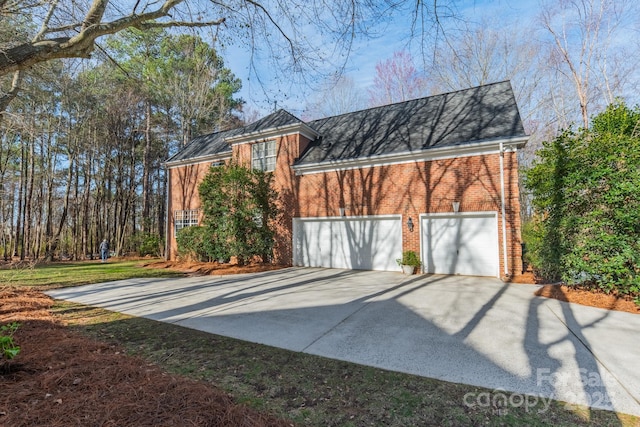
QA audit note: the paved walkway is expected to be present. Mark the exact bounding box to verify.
[46,267,640,417]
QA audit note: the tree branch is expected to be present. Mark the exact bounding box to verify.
[135,18,226,29]
[0,0,226,77]
[0,70,22,116]
[245,0,296,59]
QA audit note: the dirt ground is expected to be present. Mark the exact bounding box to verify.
[1,261,638,426]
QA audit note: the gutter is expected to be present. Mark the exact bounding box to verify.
[292,136,527,175]
[163,152,231,169]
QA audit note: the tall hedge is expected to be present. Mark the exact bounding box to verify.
[525,102,640,300]
[196,162,279,265]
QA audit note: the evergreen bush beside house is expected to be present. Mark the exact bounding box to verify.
[524,101,640,305]
[176,226,211,261]
[176,163,279,265]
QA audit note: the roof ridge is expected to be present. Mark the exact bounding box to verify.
[169,80,523,166]
[307,80,512,124]
[274,108,304,123]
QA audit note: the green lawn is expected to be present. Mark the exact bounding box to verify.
[0,259,184,290]
[4,261,639,426]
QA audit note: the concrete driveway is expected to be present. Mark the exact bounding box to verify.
[46,267,640,417]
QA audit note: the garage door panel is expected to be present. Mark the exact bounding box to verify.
[294,217,402,271]
[421,213,498,277]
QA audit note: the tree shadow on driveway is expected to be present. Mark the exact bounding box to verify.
[46,268,640,419]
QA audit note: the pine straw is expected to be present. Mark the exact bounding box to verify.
[534,284,640,315]
[141,260,285,276]
[0,288,293,427]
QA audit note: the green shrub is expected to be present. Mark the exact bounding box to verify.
[176,226,208,261]
[198,163,279,265]
[520,216,548,278]
[1,322,21,360]
[524,101,640,303]
[136,233,163,257]
[396,250,421,267]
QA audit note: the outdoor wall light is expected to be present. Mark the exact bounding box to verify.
[452,201,460,213]
[407,217,414,232]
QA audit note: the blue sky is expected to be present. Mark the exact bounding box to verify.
[218,0,541,118]
[221,0,640,123]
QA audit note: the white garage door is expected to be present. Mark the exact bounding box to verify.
[420,213,499,277]
[293,216,402,271]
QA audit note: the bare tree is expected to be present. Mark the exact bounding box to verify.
[303,75,365,120]
[368,50,430,107]
[428,16,539,93]
[0,1,223,77]
[539,0,634,128]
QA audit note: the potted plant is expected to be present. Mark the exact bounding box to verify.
[396,250,421,275]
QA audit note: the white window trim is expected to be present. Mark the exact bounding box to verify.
[252,140,276,172]
[174,209,200,234]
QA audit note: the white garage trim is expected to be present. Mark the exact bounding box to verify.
[419,212,499,277]
[293,215,403,271]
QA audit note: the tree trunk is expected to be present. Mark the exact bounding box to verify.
[14,139,25,259]
[82,137,93,260]
[45,152,73,261]
[23,136,35,259]
[141,101,152,233]
[71,149,80,260]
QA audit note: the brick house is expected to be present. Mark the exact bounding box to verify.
[165,81,528,279]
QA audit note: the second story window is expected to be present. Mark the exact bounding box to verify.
[252,140,276,172]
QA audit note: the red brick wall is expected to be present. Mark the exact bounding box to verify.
[269,135,310,264]
[166,162,212,260]
[293,152,523,278]
[230,134,311,264]
[168,140,523,278]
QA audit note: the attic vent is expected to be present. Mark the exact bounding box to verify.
[320,139,332,150]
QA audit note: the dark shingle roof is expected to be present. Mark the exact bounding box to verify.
[166,110,305,164]
[297,81,525,165]
[165,129,236,164]
[167,81,526,166]
[240,109,304,134]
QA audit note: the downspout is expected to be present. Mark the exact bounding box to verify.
[499,142,509,278]
[164,166,171,261]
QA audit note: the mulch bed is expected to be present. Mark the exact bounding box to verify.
[0,288,293,427]
[534,284,640,315]
[142,260,285,276]
[510,270,639,315]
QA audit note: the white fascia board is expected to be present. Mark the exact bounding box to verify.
[419,211,498,219]
[292,136,528,176]
[164,152,232,169]
[225,123,319,145]
[294,214,402,221]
